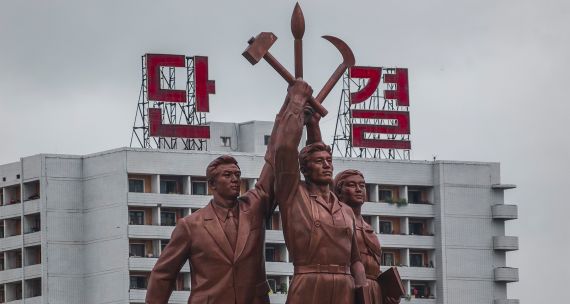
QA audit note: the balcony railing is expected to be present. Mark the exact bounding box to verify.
[362,202,435,218]
[492,204,518,220]
[129,289,190,304]
[493,236,519,251]
[0,203,22,220]
[494,299,520,304]
[494,267,519,282]
[380,234,435,249]
[128,257,189,272]
[128,225,174,239]
[265,262,293,275]
[128,192,212,208]
[380,266,436,280]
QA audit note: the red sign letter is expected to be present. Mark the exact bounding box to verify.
[351,109,411,149]
[349,66,382,104]
[149,108,210,139]
[194,56,216,112]
[384,68,409,106]
[146,54,187,103]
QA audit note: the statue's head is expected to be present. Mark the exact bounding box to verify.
[334,169,366,208]
[206,155,241,200]
[299,142,333,185]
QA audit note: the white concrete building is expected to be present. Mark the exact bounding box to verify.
[0,121,518,304]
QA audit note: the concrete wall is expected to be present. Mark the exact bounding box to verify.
[83,150,129,304]
[434,162,507,304]
[43,155,85,303]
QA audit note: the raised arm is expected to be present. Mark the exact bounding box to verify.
[274,80,312,206]
[251,93,289,217]
[146,221,191,304]
[305,109,322,145]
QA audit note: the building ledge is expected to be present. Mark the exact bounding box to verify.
[494,267,519,282]
[492,204,518,220]
[491,184,517,190]
[493,236,519,251]
[494,299,520,304]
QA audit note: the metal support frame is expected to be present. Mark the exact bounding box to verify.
[130,55,208,151]
[332,69,410,160]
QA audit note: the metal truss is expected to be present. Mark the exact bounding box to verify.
[332,69,410,160]
[130,55,208,151]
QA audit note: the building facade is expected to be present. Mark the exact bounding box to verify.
[0,121,519,304]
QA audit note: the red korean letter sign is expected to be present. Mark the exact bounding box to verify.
[349,67,410,149]
[146,54,214,139]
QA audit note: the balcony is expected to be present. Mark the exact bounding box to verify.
[129,289,190,304]
[493,236,519,251]
[494,267,519,282]
[492,204,518,220]
[270,293,288,304]
[494,300,520,304]
[491,184,516,190]
[408,299,436,304]
[266,262,293,275]
[381,266,436,281]
[0,203,22,220]
[128,257,189,272]
[0,235,22,252]
[23,199,40,215]
[128,192,211,208]
[380,234,435,249]
[265,230,285,243]
[128,225,174,239]
[0,267,23,284]
[24,264,41,278]
[362,202,435,218]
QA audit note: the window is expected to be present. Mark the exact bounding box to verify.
[267,278,277,293]
[161,212,176,226]
[161,240,170,253]
[129,211,145,225]
[379,189,392,202]
[382,252,395,266]
[129,179,144,193]
[130,276,147,289]
[408,190,422,204]
[363,216,373,226]
[160,180,178,194]
[409,222,424,235]
[221,136,231,147]
[264,135,271,145]
[265,246,276,262]
[192,181,207,195]
[129,243,145,257]
[379,221,393,234]
[410,253,424,267]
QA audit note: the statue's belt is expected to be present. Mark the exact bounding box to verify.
[294,264,351,275]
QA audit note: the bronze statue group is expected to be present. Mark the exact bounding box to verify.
[145,80,401,304]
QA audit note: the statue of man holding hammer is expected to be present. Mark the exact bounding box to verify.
[272,79,368,304]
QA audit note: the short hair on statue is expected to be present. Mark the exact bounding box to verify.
[206,155,240,185]
[298,142,332,173]
[333,169,364,196]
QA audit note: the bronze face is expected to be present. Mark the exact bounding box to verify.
[338,174,366,208]
[303,150,333,185]
[210,163,241,200]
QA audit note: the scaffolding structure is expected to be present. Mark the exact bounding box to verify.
[130,55,208,151]
[332,68,410,160]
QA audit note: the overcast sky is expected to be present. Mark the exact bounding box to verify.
[1,0,569,301]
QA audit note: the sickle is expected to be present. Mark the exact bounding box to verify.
[314,35,356,105]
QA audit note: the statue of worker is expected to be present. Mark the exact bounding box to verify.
[273,79,367,304]
[145,82,294,304]
[334,170,401,304]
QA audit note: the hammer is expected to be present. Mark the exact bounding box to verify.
[242,32,328,117]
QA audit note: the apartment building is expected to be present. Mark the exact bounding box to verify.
[0,121,519,304]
